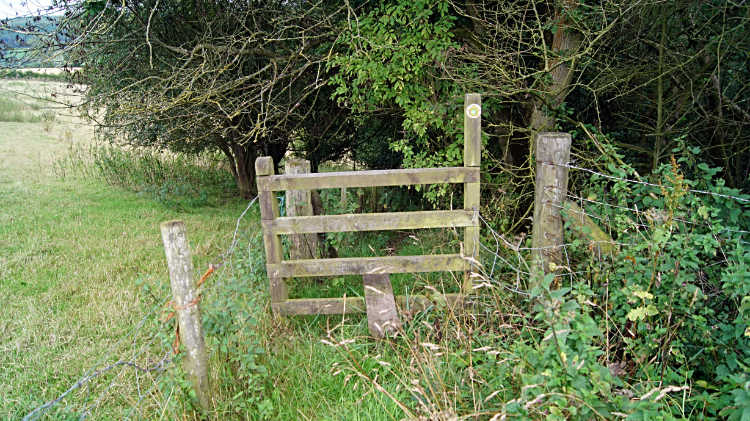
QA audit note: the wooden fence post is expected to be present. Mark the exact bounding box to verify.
[256,157,288,307]
[531,132,571,285]
[462,93,481,294]
[160,220,212,410]
[285,159,318,260]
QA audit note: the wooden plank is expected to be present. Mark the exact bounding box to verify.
[463,93,481,294]
[273,297,365,315]
[531,132,572,283]
[160,220,212,410]
[464,93,482,167]
[257,167,479,192]
[263,210,476,235]
[255,156,274,176]
[267,254,466,278]
[561,200,615,258]
[363,274,401,338]
[463,182,481,295]
[273,294,469,316]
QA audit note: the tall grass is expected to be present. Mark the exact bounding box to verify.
[0,97,53,123]
[55,143,238,208]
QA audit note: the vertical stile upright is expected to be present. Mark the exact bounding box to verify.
[255,157,287,304]
[463,93,482,294]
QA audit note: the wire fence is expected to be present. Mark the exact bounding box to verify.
[20,161,750,419]
[22,199,261,421]
[469,161,750,305]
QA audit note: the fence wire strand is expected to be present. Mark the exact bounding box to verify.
[21,161,750,419]
[23,199,260,421]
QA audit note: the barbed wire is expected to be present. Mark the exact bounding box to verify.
[470,166,750,300]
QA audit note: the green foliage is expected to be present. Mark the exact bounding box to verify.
[330,0,466,182]
[202,240,274,419]
[563,155,750,419]
[503,275,624,420]
[0,69,67,81]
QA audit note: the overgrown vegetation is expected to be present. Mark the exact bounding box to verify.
[56,143,237,209]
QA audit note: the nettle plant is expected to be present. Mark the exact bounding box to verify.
[567,155,750,419]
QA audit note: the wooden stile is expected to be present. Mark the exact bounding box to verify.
[255,94,483,339]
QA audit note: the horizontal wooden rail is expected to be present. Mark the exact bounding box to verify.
[257,167,479,192]
[267,254,466,278]
[271,294,469,315]
[263,210,476,235]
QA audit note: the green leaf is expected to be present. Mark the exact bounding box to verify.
[626,305,658,321]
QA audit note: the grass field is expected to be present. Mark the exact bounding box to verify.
[0,80,260,419]
[0,79,439,420]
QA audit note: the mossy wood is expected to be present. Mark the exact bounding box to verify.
[267,254,465,278]
[531,132,571,283]
[255,158,288,303]
[160,220,213,410]
[561,200,616,257]
[364,274,402,338]
[263,210,475,235]
[285,159,317,260]
[257,167,479,192]
[255,94,482,332]
[272,294,468,316]
[463,93,481,294]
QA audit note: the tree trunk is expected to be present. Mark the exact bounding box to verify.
[234,142,257,199]
[708,72,735,187]
[218,137,258,199]
[529,0,581,133]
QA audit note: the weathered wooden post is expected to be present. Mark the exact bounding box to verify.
[160,221,212,410]
[256,157,288,306]
[285,159,317,259]
[462,93,482,294]
[531,132,572,285]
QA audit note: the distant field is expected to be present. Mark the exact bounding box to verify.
[20,67,82,75]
